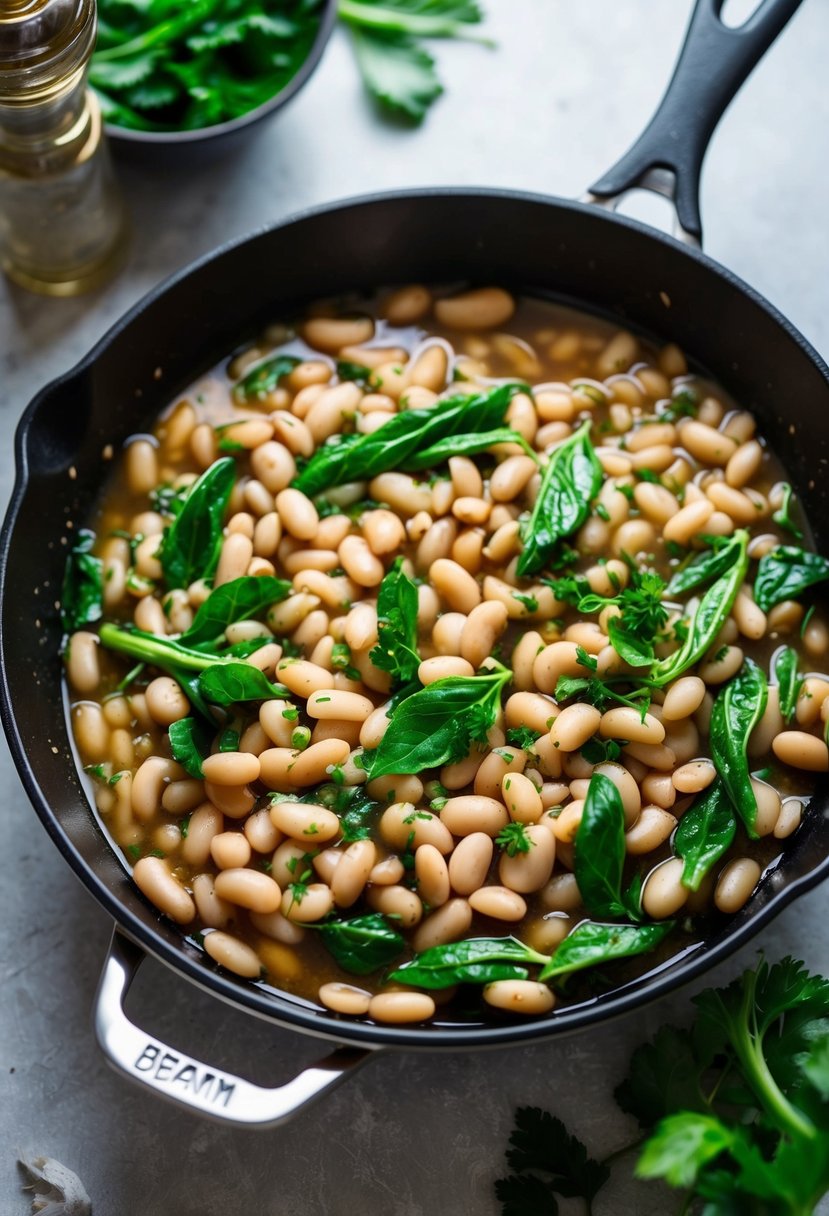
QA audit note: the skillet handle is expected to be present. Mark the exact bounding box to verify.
[93,929,374,1128]
[586,0,803,245]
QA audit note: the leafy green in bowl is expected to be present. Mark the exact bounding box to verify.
[91,0,335,142]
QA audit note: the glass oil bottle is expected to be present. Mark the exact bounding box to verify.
[0,0,126,296]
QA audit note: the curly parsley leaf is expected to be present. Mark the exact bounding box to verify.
[496,1107,610,1212]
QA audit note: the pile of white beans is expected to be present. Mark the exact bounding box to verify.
[65,285,826,1024]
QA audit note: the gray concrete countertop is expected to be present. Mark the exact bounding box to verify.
[2,3,828,1213]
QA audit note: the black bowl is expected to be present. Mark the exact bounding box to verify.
[103,0,338,163]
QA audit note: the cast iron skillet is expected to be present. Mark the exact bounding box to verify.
[2,0,827,1127]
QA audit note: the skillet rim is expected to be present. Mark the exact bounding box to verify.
[3,184,829,1050]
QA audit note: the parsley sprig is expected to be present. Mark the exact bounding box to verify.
[549,562,669,669]
[496,956,829,1216]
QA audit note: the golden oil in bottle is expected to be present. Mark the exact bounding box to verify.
[0,0,126,296]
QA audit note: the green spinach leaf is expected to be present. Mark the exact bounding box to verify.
[369,557,421,687]
[157,457,236,590]
[61,529,103,633]
[774,645,802,723]
[317,912,405,975]
[754,545,829,613]
[406,427,537,469]
[389,936,547,989]
[197,662,290,705]
[709,658,768,838]
[232,353,301,402]
[294,384,520,496]
[574,771,631,921]
[517,420,603,577]
[772,483,803,540]
[179,575,291,648]
[538,921,674,982]
[651,530,749,686]
[363,662,511,779]
[665,535,735,597]
[168,716,212,779]
[674,778,736,891]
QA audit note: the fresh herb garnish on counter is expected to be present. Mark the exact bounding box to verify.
[517,419,603,578]
[340,0,492,123]
[294,383,521,496]
[753,545,829,613]
[61,529,103,633]
[157,457,236,590]
[496,957,829,1216]
[369,558,421,688]
[709,658,768,837]
[363,662,511,779]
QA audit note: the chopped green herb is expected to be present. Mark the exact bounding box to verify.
[496,822,533,857]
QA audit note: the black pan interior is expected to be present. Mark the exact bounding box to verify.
[3,189,829,1049]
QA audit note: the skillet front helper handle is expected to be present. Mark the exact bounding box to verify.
[587,0,804,246]
[94,929,373,1127]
